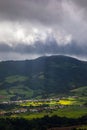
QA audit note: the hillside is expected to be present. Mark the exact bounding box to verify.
[0,55,87,101]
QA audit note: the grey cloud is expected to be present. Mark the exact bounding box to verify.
[0,0,63,25]
[71,0,87,21]
[0,43,12,52]
[72,0,87,9]
[0,0,86,42]
[0,0,87,60]
[0,40,87,58]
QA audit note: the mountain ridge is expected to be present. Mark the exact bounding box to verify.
[0,55,87,101]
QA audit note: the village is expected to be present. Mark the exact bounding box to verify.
[0,96,80,116]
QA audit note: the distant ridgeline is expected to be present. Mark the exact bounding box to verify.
[0,55,87,101]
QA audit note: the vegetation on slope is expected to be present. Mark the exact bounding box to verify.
[0,55,87,100]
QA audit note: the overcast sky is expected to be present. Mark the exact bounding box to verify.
[0,0,87,61]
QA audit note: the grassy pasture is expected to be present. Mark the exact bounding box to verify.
[5,75,28,83]
[17,96,87,119]
[76,125,87,130]
[10,106,87,120]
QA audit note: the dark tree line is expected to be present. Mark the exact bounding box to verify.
[0,115,87,130]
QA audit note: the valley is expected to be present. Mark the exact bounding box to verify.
[0,95,87,119]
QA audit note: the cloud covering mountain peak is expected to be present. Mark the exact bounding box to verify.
[0,0,87,60]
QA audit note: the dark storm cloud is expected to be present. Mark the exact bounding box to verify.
[73,0,87,9]
[0,43,12,52]
[0,0,87,60]
[0,0,63,25]
[0,41,87,58]
[71,0,87,21]
[13,42,87,56]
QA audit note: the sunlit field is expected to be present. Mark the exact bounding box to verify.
[0,96,85,120]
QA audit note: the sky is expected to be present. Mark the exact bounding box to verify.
[0,0,87,61]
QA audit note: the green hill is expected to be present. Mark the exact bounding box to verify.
[0,55,87,101]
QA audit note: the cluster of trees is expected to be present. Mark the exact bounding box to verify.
[0,115,87,130]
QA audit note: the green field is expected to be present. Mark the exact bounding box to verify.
[71,86,87,96]
[76,125,87,130]
[15,96,87,119]
[1,96,86,120]
[19,95,87,107]
[0,84,87,121]
[9,106,87,120]
[5,75,28,83]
